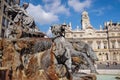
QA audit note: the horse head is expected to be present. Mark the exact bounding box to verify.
[51,24,66,37]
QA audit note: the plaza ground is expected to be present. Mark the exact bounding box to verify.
[79,64,120,75]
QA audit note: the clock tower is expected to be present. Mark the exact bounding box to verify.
[81,11,92,30]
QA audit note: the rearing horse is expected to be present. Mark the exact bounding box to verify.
[51,24,98,73]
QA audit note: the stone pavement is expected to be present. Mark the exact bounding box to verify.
[79,64,120,75]
[80,69,120,75]
[97,64,120,69]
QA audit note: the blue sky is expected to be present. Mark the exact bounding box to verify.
[20,0,120,35]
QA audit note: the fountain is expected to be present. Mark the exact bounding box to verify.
[0,1,98,80]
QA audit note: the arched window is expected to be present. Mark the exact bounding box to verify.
[106,53,109,60]
[113,53,117,60]
[103,41,107,49]
[111,41,115,48]
[118,41,120,48]
[74,34,76,37]
[99,53,102,61]
[97,41,101,49]
[87,41,93,47]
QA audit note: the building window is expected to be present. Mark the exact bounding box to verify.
[74,34,76,37]
[118,33,120,36]
[103,34,106,36]
[88,33,92,35]
[97,34,100,36]
[118,41,120,48]
[99,53,102,61]
[98,44,100,49]
[80,34,82,37]
[99,53,101,55]
[111,41,115,48]
[103,41,107,49]
[113,53,117,60]
[111,33,115,36]
[97,41,101,49]
[87,41,93,47]
[106,53,109,60]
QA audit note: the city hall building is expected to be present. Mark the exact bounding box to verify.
[65,11,120,64]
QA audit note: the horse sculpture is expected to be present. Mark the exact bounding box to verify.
[71,41,98,73]
[15,40,72,80]
[1,23,98,80]
[51,24,98,74]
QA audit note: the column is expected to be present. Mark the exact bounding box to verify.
[109,52,113,64]
[116,40,118,48]
[101,41,104,49]
[108,52,110,63]
[117,52,119,63]
[118,52,120,64]
[102,53,105,62]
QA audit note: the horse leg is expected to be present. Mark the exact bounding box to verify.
[64,65,73,80]
[71,50,97,73]
[80,53,97,73]
[65,48,72,72]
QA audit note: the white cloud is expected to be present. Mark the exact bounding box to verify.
[91,9,104,16]
[91,6,112,16]
[27,3,58,25]
[44,0,70,16]
[68,0,92,12]
[26,0,70,25]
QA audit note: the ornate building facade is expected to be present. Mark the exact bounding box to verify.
[65,11,120,64]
